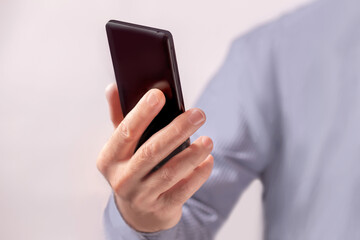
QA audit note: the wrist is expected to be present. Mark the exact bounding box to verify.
[113,193,182,233]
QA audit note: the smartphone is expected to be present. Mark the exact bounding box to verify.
[106,20,190,171]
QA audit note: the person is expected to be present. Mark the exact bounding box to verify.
[97,0,360,239]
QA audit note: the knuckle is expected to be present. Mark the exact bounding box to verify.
[140,142,157,161]
[96,153,105,172]
[96,157,105,174]
[159,166,174,182]
[118,121,135,143]
[113,182,138,203]
[112,177,127,195]
[172,124,186,140]
[128,160,141,174]
[96,146,110,174]
[111,170,131,198]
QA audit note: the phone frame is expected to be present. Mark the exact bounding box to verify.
[106,20,185,117]
[105,20,190,171]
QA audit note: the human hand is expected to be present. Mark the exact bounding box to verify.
[97,83,214,233]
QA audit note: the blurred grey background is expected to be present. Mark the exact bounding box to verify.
[0,0,311,239]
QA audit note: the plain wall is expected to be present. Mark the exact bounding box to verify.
[0,0,311,239]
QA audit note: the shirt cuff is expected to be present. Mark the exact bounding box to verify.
[104,193,179,240]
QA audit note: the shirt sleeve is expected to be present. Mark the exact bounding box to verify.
[103,192,180,240]
[103,29,280,239]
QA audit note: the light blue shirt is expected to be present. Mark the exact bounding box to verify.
[103,0,360,239]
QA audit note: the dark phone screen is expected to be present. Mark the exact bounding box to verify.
[106,20,189,169]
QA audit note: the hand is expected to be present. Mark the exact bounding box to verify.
[97,83,214,233]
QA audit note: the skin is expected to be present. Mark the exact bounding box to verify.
[97,83,214,233]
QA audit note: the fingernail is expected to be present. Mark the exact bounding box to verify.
[202,137,213,149]
[188,109,205,125]
[147,91,159,107]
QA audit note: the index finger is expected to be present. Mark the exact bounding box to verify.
[98,89,166,171]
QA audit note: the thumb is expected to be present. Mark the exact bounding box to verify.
[105,83,124,128]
